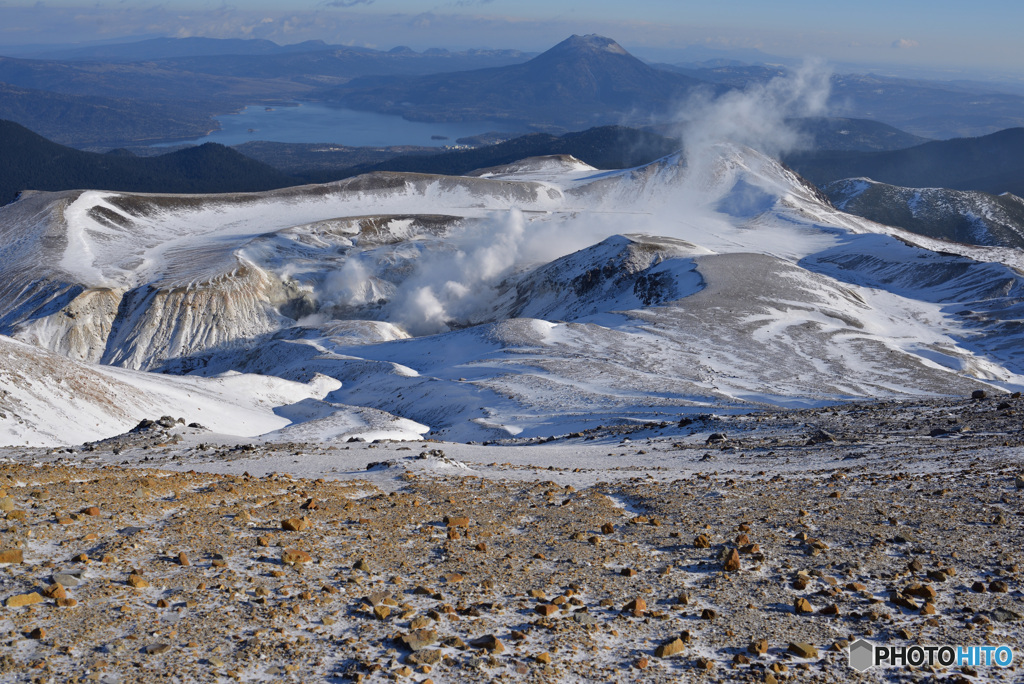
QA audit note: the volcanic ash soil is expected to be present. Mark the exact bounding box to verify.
[0,397,1023,682]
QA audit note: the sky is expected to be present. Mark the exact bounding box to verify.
[0,1,1021,78]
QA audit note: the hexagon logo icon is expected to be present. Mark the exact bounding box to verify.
[849,639,875,672]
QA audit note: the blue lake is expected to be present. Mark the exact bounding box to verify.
[163,102,521,147]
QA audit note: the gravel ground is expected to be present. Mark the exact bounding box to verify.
[1,395,1023,683]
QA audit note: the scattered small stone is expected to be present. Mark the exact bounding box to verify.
[748,639,768,655]
[468,635,504,654]
[694,656,714,670]
[807,429,836,445]
[407,649,443,666]
[128,574,150,589]
[281,517,311,532]
[890,592,919,610]
[445,516,470,528]
[992,608,1022,623]
[654,637,686,658]
[723,548,741,572]
[904,583,937,600]
[52,572,80,587]
[282,548,313,565]
[623,598,647,614]
[42,583,66,600]
[399,629,438,652]
[6,592,44,608]
[793,598,813,614]
[0,549,24,564]
[787,643,818,659]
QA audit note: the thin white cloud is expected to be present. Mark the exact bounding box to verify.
[892,38,919,49]
[320,0,374,7]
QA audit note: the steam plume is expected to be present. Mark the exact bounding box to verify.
[675,59,832,159]
[319,62,834,336]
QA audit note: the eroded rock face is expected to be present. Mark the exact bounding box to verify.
[0,186,500,371]
[99,263,291,370]
[9,286,124,364]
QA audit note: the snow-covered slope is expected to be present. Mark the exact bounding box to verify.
[2,145,1024,445]
[0,333,422,446]
[825,178,1024,249]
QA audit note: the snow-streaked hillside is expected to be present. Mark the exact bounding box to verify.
[0,333,427,446]
[2,147,1024,445]
[825,177,1024,249]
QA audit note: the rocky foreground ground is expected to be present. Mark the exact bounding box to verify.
[1,396,1023,683]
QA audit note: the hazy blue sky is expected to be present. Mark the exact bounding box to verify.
[1,1,1020,77]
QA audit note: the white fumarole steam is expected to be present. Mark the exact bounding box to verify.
[387,209,527,335]
[675,59,832,160]
[322,62,833,336]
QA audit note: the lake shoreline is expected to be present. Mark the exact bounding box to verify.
[151,101,524,149]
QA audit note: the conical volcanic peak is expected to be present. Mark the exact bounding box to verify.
[543,34,631,57]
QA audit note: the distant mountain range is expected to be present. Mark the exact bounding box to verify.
[0,82,217,146]
[2,116,943,207]
[659,66,1024,140]
[322,37,1024,138]
[0,120,296,206]
[826,73,1024,139]
[0,119,687,205]
[2,34,1024,147]
[786,128,1024,197]
[227,117,925,179]
[22,36,533,68]
[328,35,716,130]
[303,127,683,182]
[0,38,534,146]
[788,117,929,152]
[0,53,310,105]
